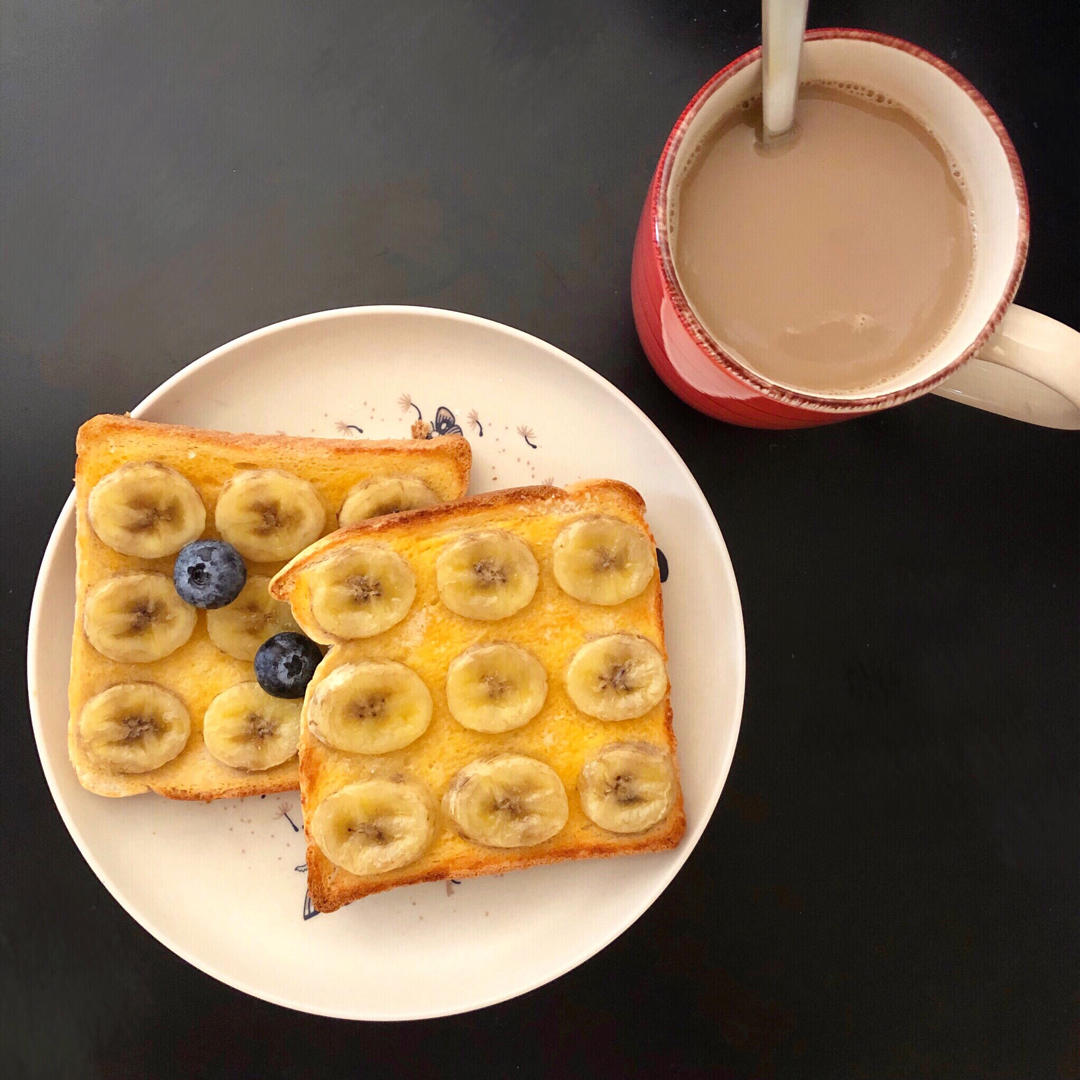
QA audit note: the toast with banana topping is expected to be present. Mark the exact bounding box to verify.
[270,480,685,912]
[68,414,471,800]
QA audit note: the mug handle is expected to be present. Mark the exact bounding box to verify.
[932,304,1080,429]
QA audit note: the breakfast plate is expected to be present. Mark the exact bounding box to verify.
[27,306,745,1020]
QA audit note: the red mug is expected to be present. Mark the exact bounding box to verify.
[631,29,1080,429]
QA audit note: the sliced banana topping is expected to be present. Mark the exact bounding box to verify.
[202,681,301,771]
[552,515,655,605]
[205,575,299,661]
[79,683,191,773]
[310,779,436,876]
[307,660,432,755]
[306,545,416,641]
[88,461,206,558]
[443,754,569,848]
[215,469,325,562]
[338,475,439,526]
[435,530,539,621]
[565,634,667,720]
[83,572,197,663]
[578,742,676,833]
[445,642,548,733]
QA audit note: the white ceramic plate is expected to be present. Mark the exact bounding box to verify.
[28,307,744,1020]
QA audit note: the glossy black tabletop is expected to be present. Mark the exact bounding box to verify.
[3,1,1077,1076]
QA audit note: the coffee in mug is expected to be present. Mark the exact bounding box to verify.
[631,31,1080,429]
[672,83,975,395]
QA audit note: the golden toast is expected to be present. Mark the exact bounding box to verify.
[271,480,684,912]
[68,414,471,800]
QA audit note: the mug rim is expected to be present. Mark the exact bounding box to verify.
[650,27,1031,413]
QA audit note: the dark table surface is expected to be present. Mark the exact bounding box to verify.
[3,1,1077,1077]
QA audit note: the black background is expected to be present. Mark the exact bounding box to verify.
[2,1,1077,1077]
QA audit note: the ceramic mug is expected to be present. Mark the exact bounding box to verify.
[631,29,1080,429]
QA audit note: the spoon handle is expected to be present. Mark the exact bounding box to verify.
[762,0,809,140]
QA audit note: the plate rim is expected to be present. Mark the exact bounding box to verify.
[26,304,746,1019]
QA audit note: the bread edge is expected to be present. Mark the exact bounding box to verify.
[76,413,472,485]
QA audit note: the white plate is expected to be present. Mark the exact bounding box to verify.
[28,307,744,1020]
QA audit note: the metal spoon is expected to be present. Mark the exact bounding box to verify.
[761,0,810,142]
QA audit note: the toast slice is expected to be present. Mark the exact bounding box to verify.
[68,414,471,800]
[271,481,684,912]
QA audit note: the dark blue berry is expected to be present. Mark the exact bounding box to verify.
[173,540,246,608]
[255,632,323,698]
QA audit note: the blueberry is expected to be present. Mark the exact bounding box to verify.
[173,540,247,608]
[656,547,669,583]
[255,632,323,698]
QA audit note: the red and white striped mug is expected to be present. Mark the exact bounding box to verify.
[631,29,1080,429]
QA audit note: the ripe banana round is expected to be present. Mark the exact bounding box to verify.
[214,469,325,562]
[443,754,569,848]
[83,572,197,663]
[565,634,667,720]
[578,742,677,833]
[205,575,299,660]
[78,682,191,773]
[310,778,436,876]
[306,545,416,640]
[435,530,539,621]
[338,476,439,526]
[307,660,432,754]
[552,515,655,605]
[202,681,301,770]
[445,642,548,733]
[88,461,206,558]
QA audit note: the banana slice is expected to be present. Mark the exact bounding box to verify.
[214,469,325,562]
[202,681,301,770]
[307,660,432,755]
[87,461,206,558]
[435,530,539,621]
[205,575,299,660]
[443,754,569,848]
[338,476,439,526]
[445,642,548,733]
[78,683,191,773]
[578,742,677,833]
[310,778,436,876]
[306,545,416,641]
[565,634,667,720]
[552,515,655,605]
[83,572,197,663]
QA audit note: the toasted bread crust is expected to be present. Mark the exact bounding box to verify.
[68,414,471,800]
[281,480,683,911]
[76,413,472,479]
